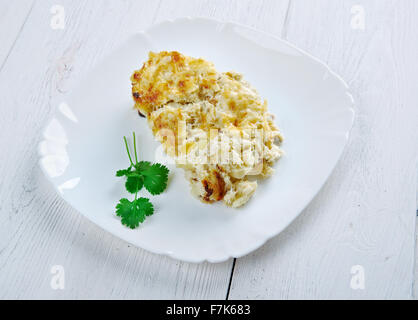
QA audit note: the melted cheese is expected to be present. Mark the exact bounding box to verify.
[131,51,283,207]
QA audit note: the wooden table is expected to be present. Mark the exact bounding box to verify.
[0,0,417,299]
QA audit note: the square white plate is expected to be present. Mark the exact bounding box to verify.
[39,17,354,263]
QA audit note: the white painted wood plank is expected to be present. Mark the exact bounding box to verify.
[229,0,418,299]
[155,0,290,36]
[0,0,248,299]
[0,0,293,299]
[2,0,415,300]
[0,0,34,70]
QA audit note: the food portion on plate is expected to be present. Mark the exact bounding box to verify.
[131,51,283,207]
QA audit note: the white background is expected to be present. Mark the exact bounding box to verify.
[0,0,417,299]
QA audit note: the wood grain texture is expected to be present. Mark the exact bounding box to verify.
[229,0,418,299]
[0,0,416,300]
[0,0,266,299]
[0,0,34,71]
[154,0,290,35]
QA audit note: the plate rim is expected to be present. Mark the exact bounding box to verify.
[38,16,355,263]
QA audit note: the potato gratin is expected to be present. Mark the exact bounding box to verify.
[131,51,283,207]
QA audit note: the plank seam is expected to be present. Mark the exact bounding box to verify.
[0,0,36,75]
[225,258,236,300]
[151,0,162,23]
[412,211,418,298]
[281,0,293,39]
[413,209,418,297]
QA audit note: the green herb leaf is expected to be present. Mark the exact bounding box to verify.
[142,163,169,195]
[134,161,152,173]
[115,133,169,229]
[116,198,154,229]
[136,197,154,217]
[116,166,132,177]
[125,173,143,194]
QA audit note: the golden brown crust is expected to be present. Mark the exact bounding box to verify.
[131,51,218,116]
[131,51,283,207]
[201,169,227,203]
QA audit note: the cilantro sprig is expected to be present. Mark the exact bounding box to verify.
[115,132,169,229]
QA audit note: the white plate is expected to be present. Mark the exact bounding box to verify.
[38,17,354,263]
